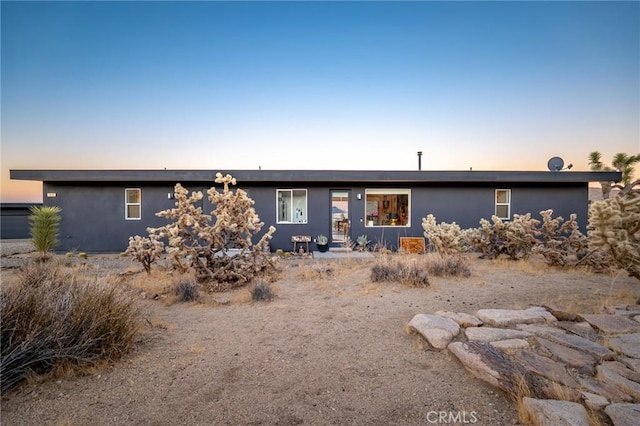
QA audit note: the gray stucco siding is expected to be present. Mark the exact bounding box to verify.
[511,184,588,229]
[44,182,178,252]
[245,185,328,251]
[345,183,589,250]
[40,179,591,253]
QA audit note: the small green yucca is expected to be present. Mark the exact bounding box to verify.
[29,206,62,256]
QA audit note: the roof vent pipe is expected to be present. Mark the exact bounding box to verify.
[417,151,423,171]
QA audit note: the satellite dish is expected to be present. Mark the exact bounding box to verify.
[547,156,565,172]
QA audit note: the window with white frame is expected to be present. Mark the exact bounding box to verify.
[277,189,307,224]
[125,188,141,220]
[365,189,410,227]
[495,189,511,220]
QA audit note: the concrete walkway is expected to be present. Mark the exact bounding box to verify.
[312,249,374,259]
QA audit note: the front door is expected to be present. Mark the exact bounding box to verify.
[331,190,350,244]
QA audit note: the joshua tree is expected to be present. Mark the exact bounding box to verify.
[612,152,640,191]
[589,151,640,199]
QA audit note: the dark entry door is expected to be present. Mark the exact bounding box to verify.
[331,190,350,244]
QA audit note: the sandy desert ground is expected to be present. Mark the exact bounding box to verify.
[1,242,638,425]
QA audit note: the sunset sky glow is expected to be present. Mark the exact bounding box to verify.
[2,1,639,202]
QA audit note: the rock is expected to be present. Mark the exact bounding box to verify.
[606,305,640,317]
[464,326,532,343]
[476,307,557,327]
[576,375,633,403]
[512,349,580,389]
[618,357,640,374]
[597,363,640,400]
[607,333,640,359]
[580,391,609,411]
[407,314,460,349]
[602,360,640,383]
[490,339,530,351]
[447,341,527,393]
[604,403,640,426]
[434,310,483,327]
[518,324,614,361]
[535,336,597,374]
[521,397,590,426]
[517,323,565,335]
[556,321,599,341]
[633,315,640,323]
[542,305,583,322]
[581,314,640,334]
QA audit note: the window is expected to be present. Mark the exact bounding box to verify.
[277,189,307,224]
[125,188,141,220]
[495,189,511,219]
[365,189,410,227]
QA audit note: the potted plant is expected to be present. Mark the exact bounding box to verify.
[316,234,329,252]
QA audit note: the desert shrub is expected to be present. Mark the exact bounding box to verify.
[133,173,276,289]
[174,279,198,302]
[371,257,430,287]
[251,281,275,301]
[588,189,640,280]
[126,234,165,274]
[341,235,355,250]
[17,259,71,288]
[423,253,471,277]
[421,214,466,255]
[575,248,613,273]
[29,206,62,258]
[371,240,391,254]
[1,262,138,394]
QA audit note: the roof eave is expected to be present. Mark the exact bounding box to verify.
[10,169,623,184]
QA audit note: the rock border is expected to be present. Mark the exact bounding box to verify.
[407,305,640,425]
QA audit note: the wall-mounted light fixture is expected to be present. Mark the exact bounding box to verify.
[167,192,175,199]
[46,192,57,198]
[357,193,362,200]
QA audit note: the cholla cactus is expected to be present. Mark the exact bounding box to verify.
[466,216,508,259]
[137,174,276,289]
[150,183,211,273]
[126,234,164,274]
[205,173,263,252]
[465,214,540,260]
[588,191,640,280]
[502,213,540,260]
[421,214,465,255]
[533,210,589,267]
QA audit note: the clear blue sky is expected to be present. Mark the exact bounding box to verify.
[2,1,639,202]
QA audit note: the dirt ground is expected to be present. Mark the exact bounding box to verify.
[1,244,638,426]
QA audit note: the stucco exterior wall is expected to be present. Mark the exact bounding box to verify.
[42,180,588,253]
[44,182,180,252]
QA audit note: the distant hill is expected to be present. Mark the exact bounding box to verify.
[589,186,621,201]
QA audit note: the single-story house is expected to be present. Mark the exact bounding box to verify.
[10,169,621,253]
